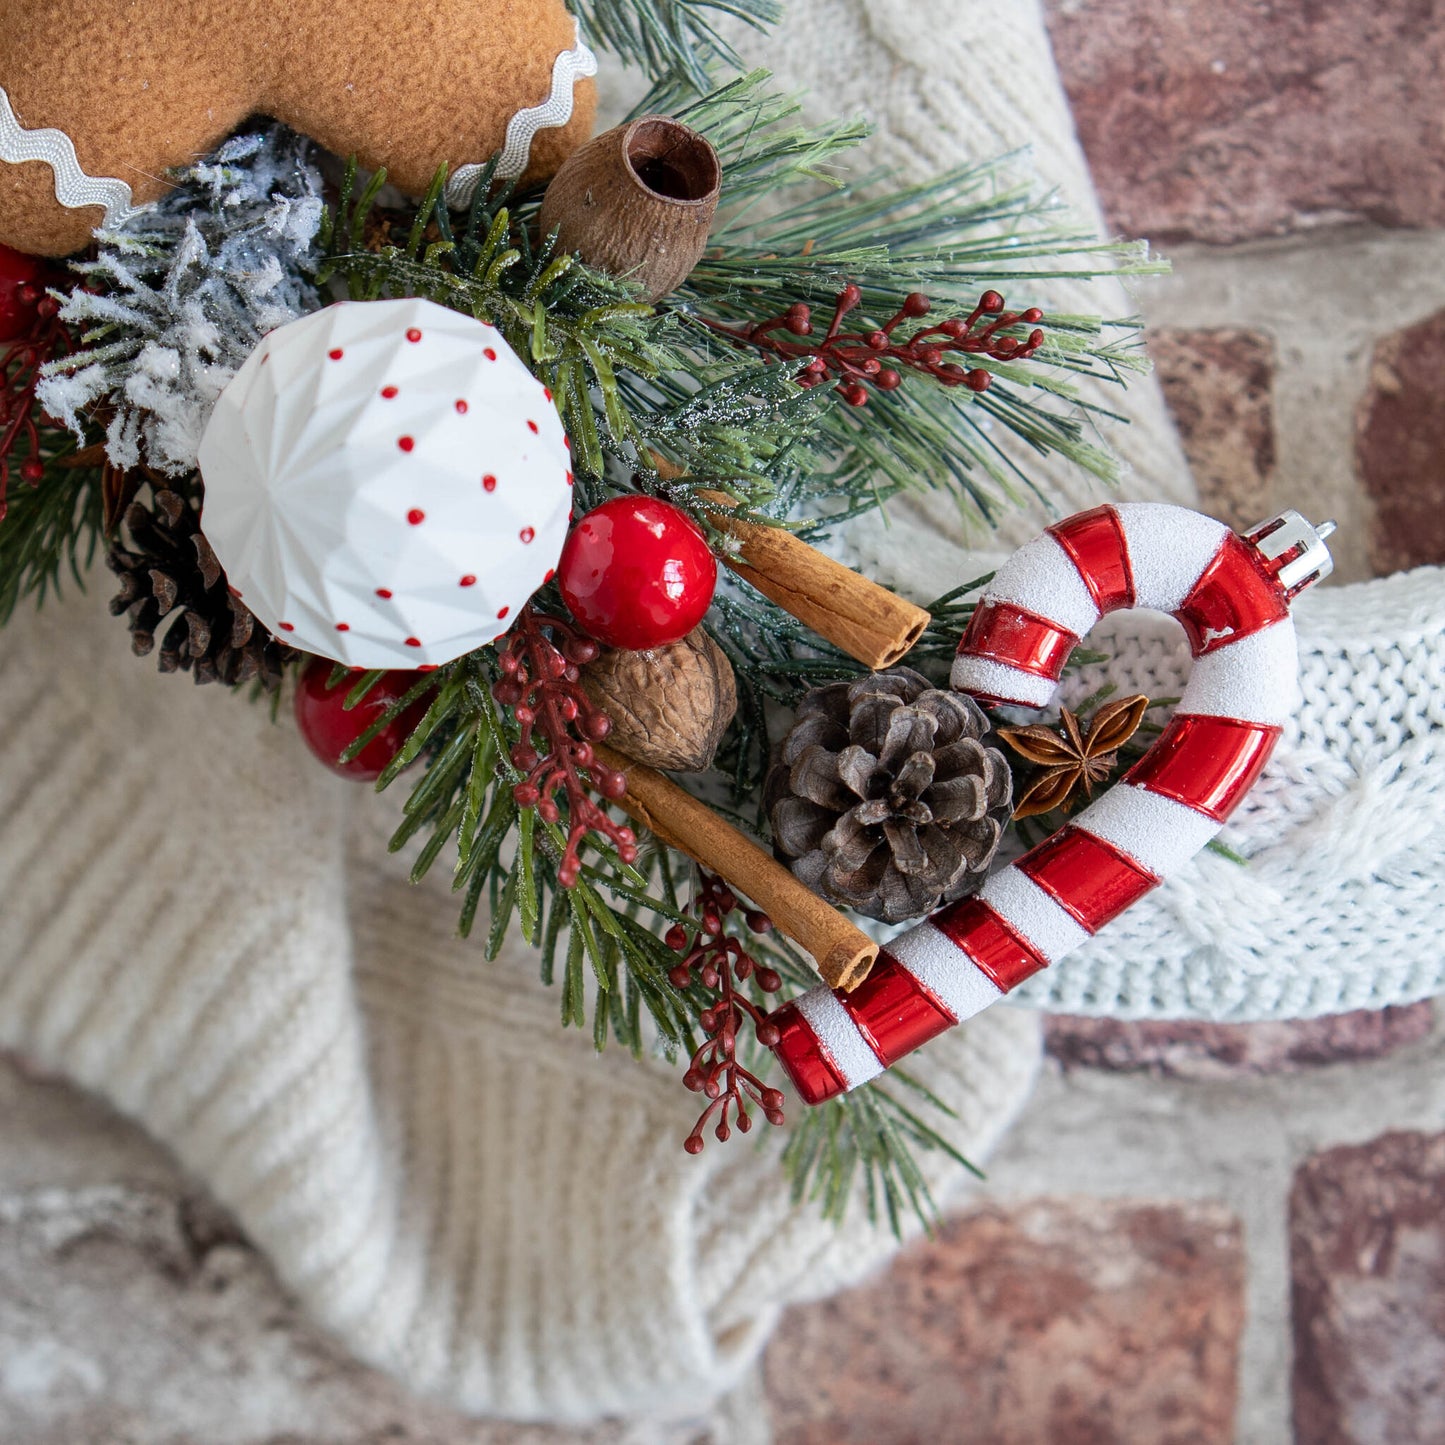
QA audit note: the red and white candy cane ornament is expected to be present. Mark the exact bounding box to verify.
[768,502,1335,1105]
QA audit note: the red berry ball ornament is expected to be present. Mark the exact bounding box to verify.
[0,245,48,344]
[294,659,432,781]
[557,496,717,651]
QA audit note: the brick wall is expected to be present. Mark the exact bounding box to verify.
[2,5,1442,1444]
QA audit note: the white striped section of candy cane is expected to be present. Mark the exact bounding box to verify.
[770,502,1305,1106]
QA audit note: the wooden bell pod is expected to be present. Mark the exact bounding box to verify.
[538,115,720,300]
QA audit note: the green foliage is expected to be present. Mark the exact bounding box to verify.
[0,440,102,625]
[783,1071,984,1235]
[660,72,1167,519]
[572,0,780,89]
[320,70,1163,537]
[317,160,821,503]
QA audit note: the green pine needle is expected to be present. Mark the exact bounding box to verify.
[574,0,780,89]
[782,1071,983,1236]
[0,441,103,625]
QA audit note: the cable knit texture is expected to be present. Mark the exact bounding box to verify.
[1,0,1439,1422]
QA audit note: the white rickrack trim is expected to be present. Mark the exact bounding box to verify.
[0,84,144,231]
[445,21,598,208]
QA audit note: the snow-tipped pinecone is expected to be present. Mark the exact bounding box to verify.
[766,667,1013,924]
[107,488,297,688]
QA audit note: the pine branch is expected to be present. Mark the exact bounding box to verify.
[0,439,103,624]
[651,74,1167,513]
[574,0,779,89]
[782,1070,984,1236]
[319,162,821,504]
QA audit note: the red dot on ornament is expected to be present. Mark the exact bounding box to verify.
[335,622,350,632]
[279,621,295,632]
[405,637,422,648]
[381,385,399,399]
[261,353,270,365]
[460,574,477,587]
[398,435,415,453]
[406,327,423,342]
[407,508,426,525]
[484,347,497,361]
[497,605,510,620]
[418,664,439,673]
[544,387,553,402]
[482,474,497,492]
[544,568,555,583]
[328,348,344,361]
[527,420,539,434]
[520,527,535,543]
[376,588,393,599]
[455,399,468,414]
[565,470,574,487]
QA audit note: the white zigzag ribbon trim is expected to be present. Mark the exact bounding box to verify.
[445,20,598,207]
[0,83,144,230]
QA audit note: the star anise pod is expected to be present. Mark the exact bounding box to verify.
[997,694,1151,819]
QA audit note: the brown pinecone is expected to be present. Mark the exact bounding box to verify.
[766,667,1013,924]
[107,488,297,688]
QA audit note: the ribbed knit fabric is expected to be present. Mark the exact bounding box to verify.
[0,579,1041,1419]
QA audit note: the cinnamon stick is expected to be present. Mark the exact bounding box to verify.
[698,491,930,670]
[595,742,878,991]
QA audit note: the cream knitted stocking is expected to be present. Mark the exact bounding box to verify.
[3,0,1440,1425]
[0,578,1041,1420]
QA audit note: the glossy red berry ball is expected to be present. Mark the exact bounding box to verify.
[0,244,47,344]
[557,496,717,651]
[294,659,431,781]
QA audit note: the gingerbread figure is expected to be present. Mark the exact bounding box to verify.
[0,0,597,255]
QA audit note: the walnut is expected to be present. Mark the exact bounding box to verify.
[579,628,737,772]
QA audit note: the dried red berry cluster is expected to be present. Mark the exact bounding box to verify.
[0,263,68,522]
[668,873,787,1154]
[492,604,638,886]
[707,285,1045,406]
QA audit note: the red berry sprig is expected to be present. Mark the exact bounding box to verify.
[706,285,1046,407]
[492,603,638,887]
[0,247,69,522]
[669,873,787,1154]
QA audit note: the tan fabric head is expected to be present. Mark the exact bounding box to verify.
[0,0,597,255]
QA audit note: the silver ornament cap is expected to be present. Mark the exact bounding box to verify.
[1243,510,1336,598]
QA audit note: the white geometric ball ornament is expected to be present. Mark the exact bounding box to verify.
[197,297,573,669]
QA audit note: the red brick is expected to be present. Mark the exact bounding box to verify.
[1291,1131,1445,1444]
[764,1199,1243,1445]
[1043,0,1445,244]
[1358,306,1445,573]
[1151,327,1276,529]
[1046,1003,1434,1080]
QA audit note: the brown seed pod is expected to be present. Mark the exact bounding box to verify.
[580,627,737,772]
[538,115,721,301]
